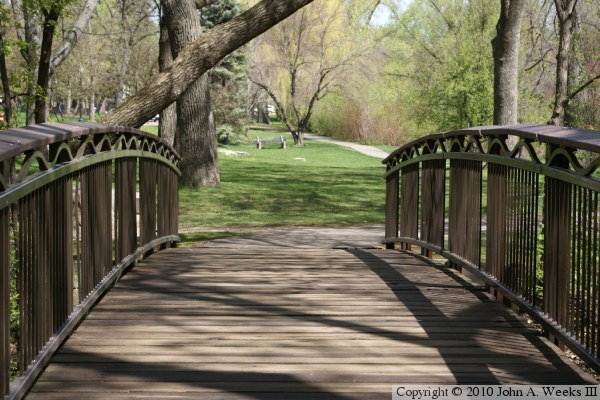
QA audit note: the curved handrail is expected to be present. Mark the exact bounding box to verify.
[0,122,180,399]
[384,123,600,373]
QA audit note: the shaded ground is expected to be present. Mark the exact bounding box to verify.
[200,225,385,249]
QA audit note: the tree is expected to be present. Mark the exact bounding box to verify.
[34,2,65,123]
[10,0,100,123]
[98,0,157,107]
[157,3,175,145]
[491,0,526,125]
[562,0,600,128]
[248,0,361,146]
[0,3,13,127]
[162,0,219,187]
[202,0,249,144]
[387,0,496,135]
[103,0,315,128]
[548,0,582,126]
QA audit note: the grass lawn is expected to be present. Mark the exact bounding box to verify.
[179,129,386,232]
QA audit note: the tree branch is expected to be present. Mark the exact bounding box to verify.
[49,0,100,76]
[104,0,315,127]
[524,48,553,71]
[248,75,297,135]
[568,73,600,100]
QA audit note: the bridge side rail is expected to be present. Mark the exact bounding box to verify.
[383,123,600,372]
[0,122,180,400]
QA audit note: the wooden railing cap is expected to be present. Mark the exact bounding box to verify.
[0,122,179,162]
[383,124,600,164]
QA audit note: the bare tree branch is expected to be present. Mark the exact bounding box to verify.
[568,73,600,100]
[49,0,100,76]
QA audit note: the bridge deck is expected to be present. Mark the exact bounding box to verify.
[27,238,594,399]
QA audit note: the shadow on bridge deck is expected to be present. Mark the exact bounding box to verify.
[26,228,595,399]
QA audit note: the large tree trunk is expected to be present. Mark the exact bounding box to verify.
[548,0,578,126]
[34,6,61,123]
[103,0,315,128]
[491,0,525,125]
[175,74,219,186]
[163,0,219,187]
[158,5,177,146]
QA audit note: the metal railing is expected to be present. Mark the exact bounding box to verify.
[0,122,180,399]
[383,123,600,372]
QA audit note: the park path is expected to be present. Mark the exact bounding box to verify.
[304,133,390,159]
[250,126,391,159]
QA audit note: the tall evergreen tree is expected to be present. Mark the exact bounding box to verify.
[202,0,249,144]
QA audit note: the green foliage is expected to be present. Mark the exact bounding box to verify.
[201,0,249,139]
[391,0,496,134]
[200,0,240,29]
[216,124,248,145]
[311,0,498,146]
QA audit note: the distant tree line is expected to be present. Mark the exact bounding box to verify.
[0,0,597,187]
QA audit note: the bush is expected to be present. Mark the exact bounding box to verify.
[216,124,248,145]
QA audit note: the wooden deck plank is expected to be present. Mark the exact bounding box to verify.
[27,247,595,399]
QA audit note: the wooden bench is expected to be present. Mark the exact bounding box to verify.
[254,136,286,149]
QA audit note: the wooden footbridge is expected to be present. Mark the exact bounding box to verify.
[1,123,600,399]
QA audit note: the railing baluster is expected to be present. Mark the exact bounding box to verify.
[487,163,506,279]
[116,159,137,262]
[400,164,419,250]
[140,159,158,247]
[420,159,445,255]
[449,159,481,266]
[384,171,399,249]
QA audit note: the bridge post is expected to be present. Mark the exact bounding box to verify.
[385,171,399,249]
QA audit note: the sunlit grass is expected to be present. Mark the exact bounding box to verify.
[179,130,386,229]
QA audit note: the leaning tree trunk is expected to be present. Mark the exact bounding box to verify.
[491,0,525,126]
[158,6,177,146]
[163,0,219,187]
[103,0,315,128]
[548,0,578,126]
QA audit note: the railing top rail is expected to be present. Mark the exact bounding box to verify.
[383,124,600,165]
[0,122,180,163]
